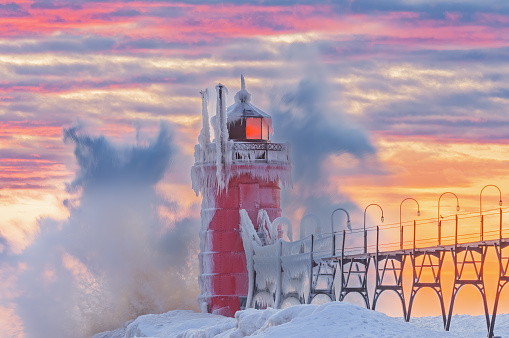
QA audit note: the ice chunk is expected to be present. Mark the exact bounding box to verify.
[198,89,211,147]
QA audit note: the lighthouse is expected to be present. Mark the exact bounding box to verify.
[191,76,292,316]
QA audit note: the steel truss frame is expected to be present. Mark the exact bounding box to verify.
[446,244,490,332]
[339,256,371,308]
[406,249,447,325]
[310,260,337,302]
[372,227,407,318]
[489,240,509,337]
[339,232,370,308]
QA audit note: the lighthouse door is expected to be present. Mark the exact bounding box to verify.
[239,183,260,229]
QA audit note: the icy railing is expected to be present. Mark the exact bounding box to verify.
[194,142,291,165]
[253,242,281,294]
[251,233,342,306]
[312,235,333,262]
[241,209,345,309]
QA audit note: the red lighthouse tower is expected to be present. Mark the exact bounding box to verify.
[192,76,292,316]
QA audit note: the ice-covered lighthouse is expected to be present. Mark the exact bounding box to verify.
[191,76,292,316]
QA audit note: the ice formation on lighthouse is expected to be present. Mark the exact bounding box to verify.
[239,209,315,304]
[214,83,230,192]
[191,78,292,196]
[258,209,276,245]
[192,76,292,316]
[198,89,210,148]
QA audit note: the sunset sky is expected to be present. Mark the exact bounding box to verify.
[2,0,509,336]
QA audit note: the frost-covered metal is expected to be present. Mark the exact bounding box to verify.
[192,142,292,195]
[240,210,339,309]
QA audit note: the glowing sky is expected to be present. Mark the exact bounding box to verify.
[3,0,509,335]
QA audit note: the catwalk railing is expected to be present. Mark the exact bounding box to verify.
[246,207,509,338]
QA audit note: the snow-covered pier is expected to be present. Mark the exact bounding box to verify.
[242,205,509,338]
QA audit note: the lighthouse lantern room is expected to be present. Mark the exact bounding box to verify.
[191,76,292,317]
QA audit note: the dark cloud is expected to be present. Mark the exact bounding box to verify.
[91,8,142,20]
[330,0,509,19]
[63,125,173,190]
[0,3,30,17]
[110,8,141,16]
[115,37,210,50]
[30,0,82,10]
[144,5,185,18]
[0,36,116,54]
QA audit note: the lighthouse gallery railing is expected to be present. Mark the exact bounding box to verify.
[194,142,291,165]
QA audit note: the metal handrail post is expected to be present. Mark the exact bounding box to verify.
[481,215,484,241]
[332,208,351,255]
[364,204,384,254]
[439,220,442,246]
[480,184,502,242]
[400,198,420,250]
[438,192,460,246]
[413,220,416,252]
[500,207,503,247]
[455,215,458,248]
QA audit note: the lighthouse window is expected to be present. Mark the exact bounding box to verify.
[262,119,270,140]
[246,117,262,140]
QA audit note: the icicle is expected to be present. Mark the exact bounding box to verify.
[215,84,229,191]
[280,237,313,300]
[191,162,292,196]
[240,209,263,308]
[199,89,210,148]
[258,209,276,245]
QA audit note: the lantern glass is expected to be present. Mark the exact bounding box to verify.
[262,118,270,140]
[246,117,262,139]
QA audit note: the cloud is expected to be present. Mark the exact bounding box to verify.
[263,43,379,233]
[271,79,375,181]
[3,125,201,337]
[0,3,30,17]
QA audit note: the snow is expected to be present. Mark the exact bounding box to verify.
[95,301,509,338]
[123,310,235,338]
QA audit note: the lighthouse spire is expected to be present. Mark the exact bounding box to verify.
[235,74,251,104]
